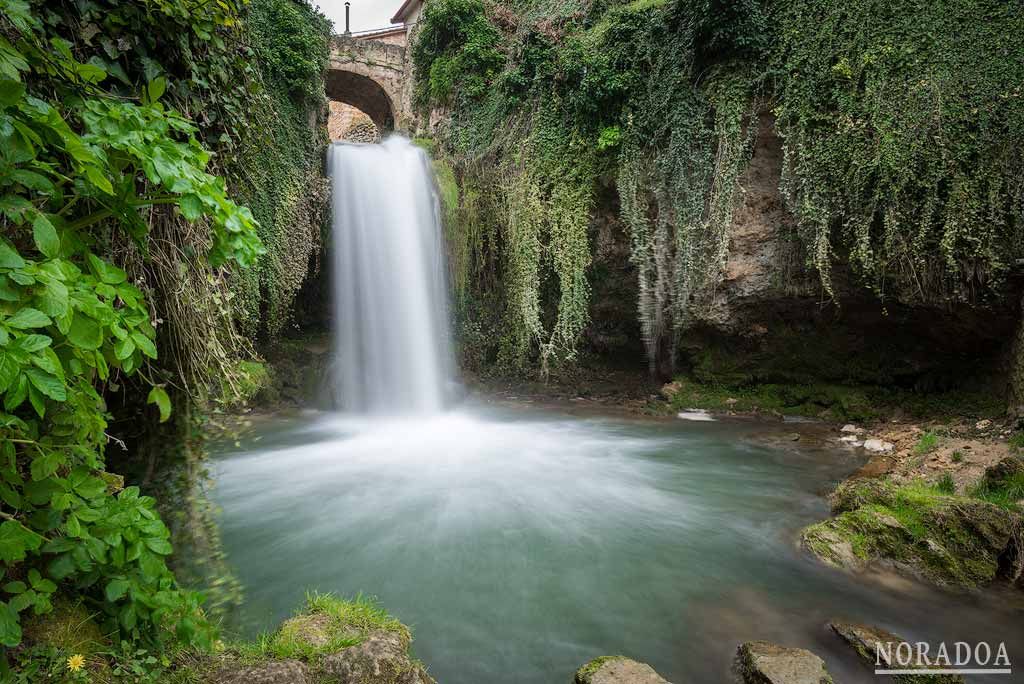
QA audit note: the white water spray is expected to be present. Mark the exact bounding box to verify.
[328,137,454,414]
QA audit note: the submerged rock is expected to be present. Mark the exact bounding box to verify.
[574,656,672,684]
[732,641,832,684]
[801,479,1024,589]
[829,621,965,684]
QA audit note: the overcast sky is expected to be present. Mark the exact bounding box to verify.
[315,0,401,33]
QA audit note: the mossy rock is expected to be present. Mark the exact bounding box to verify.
[802,479,1024,589]
[210,594,434,684]
[574,655,670,684]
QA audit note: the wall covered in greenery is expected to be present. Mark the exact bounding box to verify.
[412,0,1023,380]
[0,0,329,677]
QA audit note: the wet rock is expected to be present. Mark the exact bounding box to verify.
[802,479,1024,589]
[863,439,895,453]
[841,424,863,434]
[213,660,311,684]
[323,630,435,684]
[574,656,671,684]
[829,621,965,683]
[733,641,832,684]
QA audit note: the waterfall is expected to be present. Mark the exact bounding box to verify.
[328,137,455,414]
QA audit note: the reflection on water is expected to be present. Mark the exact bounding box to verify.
[211,403,1023,684]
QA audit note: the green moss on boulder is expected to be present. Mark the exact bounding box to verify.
[574,655,670,684]
[801,479,1023,589]
[210,593,433,684]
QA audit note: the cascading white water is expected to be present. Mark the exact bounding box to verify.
[328,137,455,414]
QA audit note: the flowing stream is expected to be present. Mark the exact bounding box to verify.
[211,138,1023,683]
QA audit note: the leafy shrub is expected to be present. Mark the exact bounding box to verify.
[0,0,266,651]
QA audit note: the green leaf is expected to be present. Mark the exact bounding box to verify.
[67,314,102,350]
[178,194,202,220]
[144,537,172,555]
[32,214,60,258]
[0,600,20,647]
[132,332,157,360]
[3,581,26,594]
[29,450,63,481]
[0,520,42,563]
[17,334,51,353]
[105,578,129,602]
[0,353,19,394]
[28,570,55,594]
[113,337,135,361]
[119,602,136,630]
[37,280,69,317]
[47,554,75,580]
[4,374,28,411]
[0,79,25,108]
[0,242,25,269]
[87,254,126,284]
[65,514,80,537]
[74,477,106,500]
[25,368,65,401]
[12,170,54,194]
[147,386,171,423]
[147,76,167,103]
[83,166,113,195]
[5,308,50,329]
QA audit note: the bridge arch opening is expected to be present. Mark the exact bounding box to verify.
[326,69,395,133]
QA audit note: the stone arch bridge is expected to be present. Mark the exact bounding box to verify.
[328,35,409,133]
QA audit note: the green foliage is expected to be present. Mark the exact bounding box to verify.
[232,592,409,664]
[772,0,1024,303]
[936,472,956,495]
[414,0,1024,378]
[231,0,331,338]
[913,431,940,455]
[250,0,331,102]
[413,0,504,107]
[0,0,272,655]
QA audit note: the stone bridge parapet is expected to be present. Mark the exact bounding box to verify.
[328,35,409,132]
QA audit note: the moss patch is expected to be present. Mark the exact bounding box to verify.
[802,479,1023,588]
[21,599,109,657]
[575,656,627,683]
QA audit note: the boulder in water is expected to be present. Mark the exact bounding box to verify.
[574,656,671,684]
[829,621,965,683]
[732,641,833,684]
[801,478,1023,589]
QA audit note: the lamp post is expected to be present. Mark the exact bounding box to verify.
[344,2,351,36]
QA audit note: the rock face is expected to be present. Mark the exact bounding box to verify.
[208,596,434,684]
[574,656,672,684]
[829,621,965,684]
[800,478,1024,589]
[732,641,832,684]
[213,660,311,684]
[323,630,434,684]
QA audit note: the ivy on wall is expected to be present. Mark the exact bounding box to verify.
[412,0,1024,375]
[231,0,331,339]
